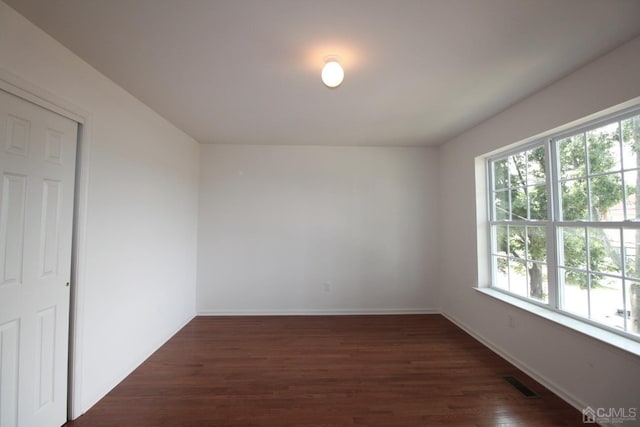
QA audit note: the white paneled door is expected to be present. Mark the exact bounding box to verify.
[0,89,77,427]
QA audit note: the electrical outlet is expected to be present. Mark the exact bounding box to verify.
[323,282,331,292]
[508,315,515,329]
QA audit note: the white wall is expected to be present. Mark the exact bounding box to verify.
[0,1,200,414]
[438,36,640,413]
[197,144,439,314]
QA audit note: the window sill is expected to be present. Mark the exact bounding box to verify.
[474,287,640,358]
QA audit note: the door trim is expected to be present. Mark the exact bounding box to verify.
[0,68,91,420]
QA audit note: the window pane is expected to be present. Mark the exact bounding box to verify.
[510,187,527,220]
[588,228,621,276]
[509,226,526,259]
[493,225,508,256]
[625,279,640,335]
[622,115,640,171]
[494,256,509,290]
[528,262,548,303]
[623,228,640,279]
[527,146,546,185]
[590,275,623,330]
[509,260,527,297]
[559,227,586,269]
[528,185,547,220]
[561,268,589,317]
[493,190,509,220]
[493,158,509,190]
[589,174,623,221]
[623,170,637,220]
[559,133,586,179]
[561,179,588,221]
[526,226,546,262]
[509,153,526,187]
[588,122,621,174]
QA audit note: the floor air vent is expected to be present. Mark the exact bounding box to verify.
[503,376,539,398]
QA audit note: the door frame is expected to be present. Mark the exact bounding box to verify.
[0,68,91,421]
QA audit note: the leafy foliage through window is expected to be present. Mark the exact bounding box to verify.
[489,109,640,338]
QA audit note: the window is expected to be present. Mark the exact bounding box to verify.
[488,107,640,339]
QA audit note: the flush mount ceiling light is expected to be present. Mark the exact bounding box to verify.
[321,56,344,88]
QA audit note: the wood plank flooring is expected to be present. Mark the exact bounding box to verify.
[64,315,582,426]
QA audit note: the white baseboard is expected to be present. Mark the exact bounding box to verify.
[197,308,439,316]
[441,311,590,418]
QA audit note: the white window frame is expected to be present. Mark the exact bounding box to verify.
[486,105,640,343]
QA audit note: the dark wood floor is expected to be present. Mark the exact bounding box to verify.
[65,315,582,426]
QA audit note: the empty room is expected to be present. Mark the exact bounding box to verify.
[1,1,640,426]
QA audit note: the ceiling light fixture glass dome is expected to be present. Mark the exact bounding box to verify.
[321,56,344,88]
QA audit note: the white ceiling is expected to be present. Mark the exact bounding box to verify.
[6,0,640,146]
